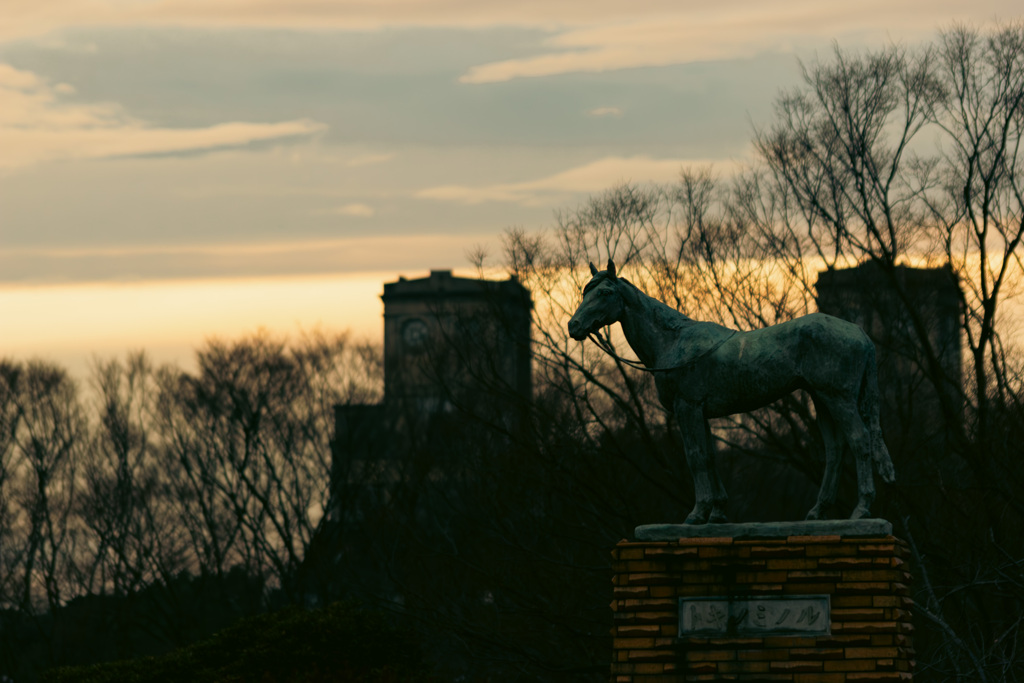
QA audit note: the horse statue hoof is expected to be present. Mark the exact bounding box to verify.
[684,506,710,525]
[849,505,871,520]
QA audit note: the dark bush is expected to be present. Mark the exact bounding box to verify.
[40,602,435,683]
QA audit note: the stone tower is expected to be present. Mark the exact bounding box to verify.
[816,262,962,469]
[327,269,532,525]
[381,269,532,413]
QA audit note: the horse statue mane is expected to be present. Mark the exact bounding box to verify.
[584,270,737,369]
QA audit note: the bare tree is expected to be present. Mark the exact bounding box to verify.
[153,331,379,604]
[78,353,183,599]
[6,362,85,615]
[0,361,23,611]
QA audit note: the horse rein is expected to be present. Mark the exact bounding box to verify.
[586,328,738,374]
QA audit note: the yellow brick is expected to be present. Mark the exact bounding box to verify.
[822,634,873,647]
[789,534,841,543]
[832,608,886,620]
[684,661,719,675]
[751,545,806,558]
[679,536,734,546]
[735,571,788,583]
[622,598,675,610]
[833,621,899,634]
[718,660,769,673]
[788,569,842,580]
[627,572,674,584]
[837,581,891,593]
[708,637,763,647]
[679,560,714,572]
[617,624,662,636]
[750,584,785,592]
[764,636,816,648]
[632,663,668,674]
[825,659,877,672]
[808,544,857,557]
[790,647,844,660]
[766,558,817,570]
[846,646,898,659]
[782,582,836,594]
[686,650,735,661]
[844,569,901,582]
[738,649,789,661]
[833,595,873,608]
[681,572,720,584]
[645,546,699,557]
[819,556,884,568]
[795,674,845,683]
[613,637,656,649]
[771,660,824,672]
[857,543,898,556]
[625,561,661,573]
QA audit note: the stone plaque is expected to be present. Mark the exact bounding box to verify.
[678,595,830,638]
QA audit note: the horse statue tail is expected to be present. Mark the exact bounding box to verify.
[859,344,896,484]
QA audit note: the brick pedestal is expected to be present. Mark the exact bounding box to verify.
[610,530,914,682]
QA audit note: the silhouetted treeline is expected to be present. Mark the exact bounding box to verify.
[0,332,381,681]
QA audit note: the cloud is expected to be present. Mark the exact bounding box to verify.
[587,106,622,118]
[457,6,824,83]
[416,155,725,205]
[457,1,1023,83]
[3,1,1021,89]
[0,63,326,169]
[0,0,667,41]
[324,203,376,217]
[0,234,497,284]
[6,0,1020,48]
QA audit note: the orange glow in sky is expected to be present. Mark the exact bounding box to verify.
[0,272,391,376]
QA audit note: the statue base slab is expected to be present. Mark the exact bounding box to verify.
[611,522,915,681]
[636,518,892,541]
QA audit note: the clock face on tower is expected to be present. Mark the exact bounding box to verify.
[401,318,430,352]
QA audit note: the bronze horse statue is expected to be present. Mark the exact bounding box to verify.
[568,260,895,524]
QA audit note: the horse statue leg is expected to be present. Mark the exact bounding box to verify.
[704,420,729,523]
[860,349,896,485]
[675,400,728,524]
[824,396,875,519]
[806,397,841,520]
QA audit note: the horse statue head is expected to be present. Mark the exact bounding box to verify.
[568,260,624,341]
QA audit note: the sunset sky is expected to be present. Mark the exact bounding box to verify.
[2,0,1021,376]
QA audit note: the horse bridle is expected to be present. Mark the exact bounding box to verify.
[586,327,737,374]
